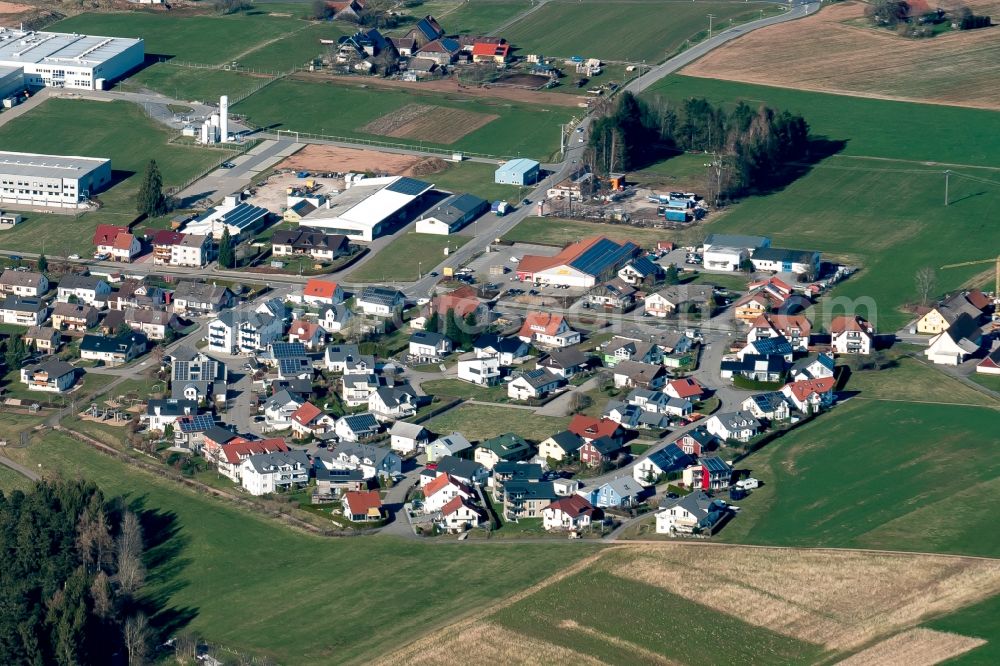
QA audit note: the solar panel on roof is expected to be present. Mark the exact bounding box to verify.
[278,358,304,376]
[179,414,216,432]
[271,342,306,359]
[385,177,430,196]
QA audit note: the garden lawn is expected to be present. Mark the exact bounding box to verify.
[422,403,570,442]
[717,399,1000,558]
[491,569,824,665]
[123,64,270,102]
[0,429,593,664]
[503,0,781,62]
[503,216,671,248]
[642,75,1000,166]
[348,233,471,282]
[234,79,574,160]
[53,10,304,64]
[0,99,223,255]
[420,378,509,403]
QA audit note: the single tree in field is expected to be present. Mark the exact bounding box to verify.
[915,266,937,306]
[37,254,48,274]
[218,228,235,268]
[136,159,166,217]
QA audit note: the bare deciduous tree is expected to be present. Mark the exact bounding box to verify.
[915,266,937,306]
[116,511,146,595]
[123,613,151,666]
[173,633,198,665]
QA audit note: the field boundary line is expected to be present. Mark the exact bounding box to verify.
[610,540,1000,562]
[851,396,999,409]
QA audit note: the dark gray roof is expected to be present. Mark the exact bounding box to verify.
[58,273,105,290]
[493,462,543,481]
[145,399,197,417]
[504,480,559,501]
[435,455,484,480]
[358,286,404,307]
[546,430,584,454]
[540,346,589,370]
[751,247,818,264]
[244,450,309,474]
[1,295,44,313]
[418,193,488,226]
[24,357,74,378]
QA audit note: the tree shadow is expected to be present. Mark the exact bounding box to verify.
[747,137,848,198]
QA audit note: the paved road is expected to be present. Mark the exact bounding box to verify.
[0,455,41,482]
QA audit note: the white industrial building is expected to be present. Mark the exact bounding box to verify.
[183,195,271,240]
[0,28,144,90]
[298,176,433,242]
[0,65,24,101]
[414,193,488,235]
[0,150,111,208]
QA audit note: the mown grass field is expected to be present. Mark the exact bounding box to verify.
[234,79,574,160]
[123,65,269,103]
[0,429,591,664]
[503,0,782,62]
[427,0,530,36]
[422,403,570,442]
[845,356,999,407]
[0,99,223,255]
[348,233,471,282]
[238,21,351,72]
[717,399,1000,557]
[503,216,671,247]
[429,161,528,203]
[53,10,304,64]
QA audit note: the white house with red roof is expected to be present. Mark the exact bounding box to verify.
[976,347,1000,375]
[302,278,344,306]
[342,490,384,522]
[290,401,336,438]
[517,312,580,348]
[664,377,705,401]
[288,319,326,350]
[422,473,474,512]
[781,377,836,414]
[212,437,290,481]
[439,496,483,532]
[829,315,874,355]
[110,232,140,263]
[93,224,128,256]
[568,415,625,445]
[542,495,600,531]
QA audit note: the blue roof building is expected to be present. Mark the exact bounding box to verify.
[495,158,540,186]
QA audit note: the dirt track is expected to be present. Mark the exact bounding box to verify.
[681,2,1000,111]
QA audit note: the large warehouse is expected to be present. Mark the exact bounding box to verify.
[516,236,640,288]
[0,150,112,208]
[495,158,540,186]
[0,65,23,99]
[300,176,434,242]
[0,28,144,90]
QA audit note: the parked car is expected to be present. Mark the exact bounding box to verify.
[68,253,81,260]
[220,161,236,169]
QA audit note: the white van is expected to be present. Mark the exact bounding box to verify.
[735,478,760,491]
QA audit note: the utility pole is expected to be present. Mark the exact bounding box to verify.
[707,14,716,38]
[944,170,950,206]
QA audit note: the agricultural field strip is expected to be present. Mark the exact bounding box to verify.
[835,629,986,666]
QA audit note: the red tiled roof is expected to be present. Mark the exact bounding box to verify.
[568,415,621,440]
[965,290,992,311]
[432,285,480,317]
[829,315,872,335]
[151,230,185,246]
[784,377,835,402]
[289,319,322,340]
[667,377,704,399]
[517,236,606,276]
[112,232,135,251]
[424,473,472,499]
[343,490,382,514]
[220,437,289,464]
[291,401,322,426]
[748,275,793,296]
[546,494,597,519]
[304,278,340,300]
[471,42,509,57]
[93,224,128,246]
[441,495,478,517]
[751,314,812,338]
[518,312,566,339]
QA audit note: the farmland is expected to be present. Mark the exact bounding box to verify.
[421,403,570,442]
[503,0,783,62]
[347,233,472,282]
[845,356,999,407]
[427,0,530,36]
[503,216,674,247]
[717,399,1000,558]
[380,545,1000,665]
[0,429,591,664]
[0,99,223,255]
[681,1,1000,110]
[234,79,574,160]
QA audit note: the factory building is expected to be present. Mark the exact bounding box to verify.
[516,236,640,288]
[494,158,540,186]
[0,150,111,208]
[0,28,144,90]
[299,176,434,242]
[0,65,24,101]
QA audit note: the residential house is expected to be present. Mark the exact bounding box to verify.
[507,368,563,401]
[664,377,705,401]
[720,354,786,383]
[790,352,836,382]
[705,411,761,443]
[263,342,313,380]
[916,291,990,335]
[976,347,1000,376]
[613,360,667,390]
[538,346,590,378]
[342,491,384,522]
[741,391,791,421]
[417,37,461,65]
[20,358,76,393]
[51,302,99,331]
[471,40,510,64]
[209,436,288,481]
[517,312,580,348]
[579,436,627,468]
[240,451,309,496]
[319,303,354,334]
[491,462,544,493]
[924,313,983,366]
[172,282,235,315]
[142,399,197,434]
[287,320,326,350]
[604,402,671,431]
[24,326,60,354]
[675,427,717,457]
[603,336,664,368]
[738,336,794,364]
[644,285,715,318]
[271,228,349,262]
[429,285,481,319]
[587,278,638,311]
[409,331,453,360]
[433,455,488,486]
[290,402,336,438]
[656,491,730,535]
[579,477,643,509]
[172,415,220,451]
[172,233,213,267]
[79,333,147,366]
[782,377,836,414]
[333,412,381,442]
[368,383,418,421]
[633,443,693,485]
[617,255,663,286]
[0,295,47,326]
[356,286,405,317]
[389,421,429,455]
[440,497,483,532]
[474,433,534,470]
[569,415,626,445]
[0,269,48,297]
[207,308,283,355]
[425,433,473,462]
[313,463,366,499]
[325,344,375,374]
[457,355,501,386]
[627,388,692,418]
[328,442,401,479]
[93,224,127,256]
[681,457,733,491]
[473,333,530,366]
[422,473,474,512]
[262,389,304,431]
[829,315,875,355]
[341,373,380,407]
[151,230,185,265]
[122,308,177,341]
[733,291,774,324]
[502,480,559,521]
[538,430,585,463]
[542,495,601,532]
[169,346,228,403]
[111,279,165,312]
[747,314,812,353]
[302,278,344,307]
[268,378,312,403]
